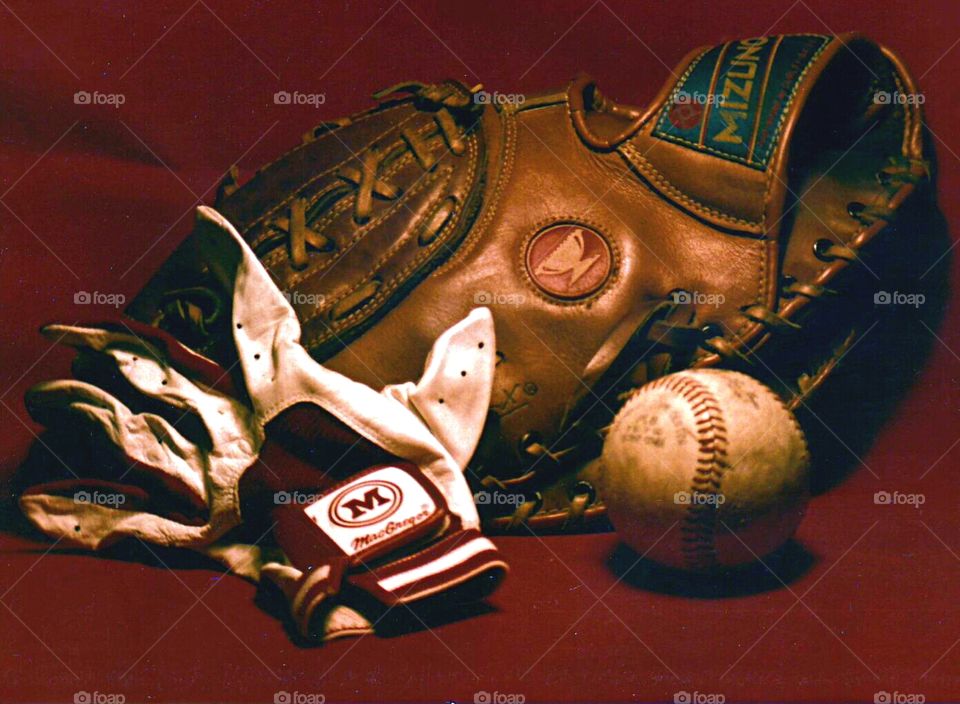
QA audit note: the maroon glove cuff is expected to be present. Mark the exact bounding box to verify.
[271,463,507,636]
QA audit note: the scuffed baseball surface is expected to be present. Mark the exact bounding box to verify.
[600,369,810,572]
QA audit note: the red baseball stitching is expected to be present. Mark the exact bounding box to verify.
[645,373,728,571]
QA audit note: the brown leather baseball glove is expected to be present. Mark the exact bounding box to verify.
[128,33,931,533]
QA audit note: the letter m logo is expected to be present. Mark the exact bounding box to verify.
[342,487,390,519]
[325,475,404,529]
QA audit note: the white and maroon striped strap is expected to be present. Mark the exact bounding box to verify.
[354,529,507,604]
[290,529,507,637]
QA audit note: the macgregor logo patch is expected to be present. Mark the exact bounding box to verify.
[304,466,439,557]
[525,224,612,300]
[329,480,401,528]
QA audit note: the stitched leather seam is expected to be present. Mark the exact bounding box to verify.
[244,105,422,232]
[257,123,441,261]
[253,121,440,260]
[619,143,762,229]
[301,165,454,323]
[270,149,431,290]
[259,189,354,271]
[691,195,908,369]
[645,373,727,571]
[260,149,414,273]
[295,163,450,336]
[695,69,918,364]
[891,70,912,156]
[309,138,477,332]
[434,108,515,274]
[302,134,480,345]
[737,239,767,342]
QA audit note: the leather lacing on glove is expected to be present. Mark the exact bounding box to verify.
[152,81,484,348]
[485,155,929,531]
[655,155,930,371]
[254,80,481,271]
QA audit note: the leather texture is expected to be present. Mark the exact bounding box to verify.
[128,33,931,533]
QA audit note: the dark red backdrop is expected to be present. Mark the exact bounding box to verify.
[2,1,959,702]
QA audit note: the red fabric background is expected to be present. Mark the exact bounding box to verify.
[2,1,959,702]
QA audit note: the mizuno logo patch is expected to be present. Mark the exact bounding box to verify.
[652,35,831,169]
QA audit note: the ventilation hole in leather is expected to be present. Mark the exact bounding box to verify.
[460,371,467,376]
[438,398,445,404]
[254,353,261,360]
[813,239,835,261]
[701,323,724,340]
[519,431,542,454]
[570,481,596,502]
[847,201,866,219]
[478,342,485,349]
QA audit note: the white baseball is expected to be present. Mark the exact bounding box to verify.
[600,369,810,572]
